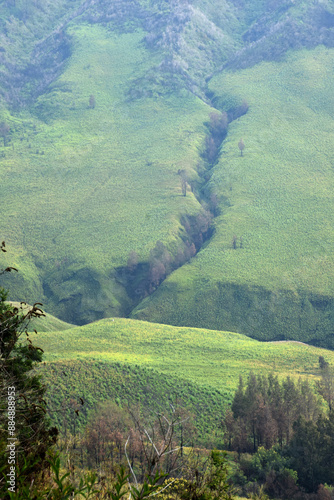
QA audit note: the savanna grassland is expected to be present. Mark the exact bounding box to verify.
[1,0,334,348]
[2,0,334,497]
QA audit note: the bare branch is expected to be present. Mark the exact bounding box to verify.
[125,436,138,487]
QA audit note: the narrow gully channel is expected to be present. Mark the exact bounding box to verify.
[115,100,249,317]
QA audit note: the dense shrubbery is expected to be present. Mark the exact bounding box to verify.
[222,370,334,497]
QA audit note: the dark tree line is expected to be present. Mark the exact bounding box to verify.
[287,412,334,493]
[223,372,323,453]
[224,368,334,497]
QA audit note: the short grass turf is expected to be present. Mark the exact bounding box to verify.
[132,46,334,347]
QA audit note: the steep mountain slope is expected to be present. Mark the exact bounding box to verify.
[1,0,334,343]
[132,46,334,348]
[0,23,212,323]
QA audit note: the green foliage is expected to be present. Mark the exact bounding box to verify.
[178,450,234,500]
[249,485,269,500]
[226,372,323,452]
[109,467,128,500]
[0,257,58,497]
[287,412,334,493]
[130,470,167,500]
[250,447,297,484]
[6,452,98,499]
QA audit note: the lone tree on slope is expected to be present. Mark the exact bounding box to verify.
[238,138,245,156]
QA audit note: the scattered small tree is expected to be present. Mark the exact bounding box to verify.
[238,138,245,156]
[319,356,329,371]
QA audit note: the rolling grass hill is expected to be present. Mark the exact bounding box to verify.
[32,317,334,392]
[132,46,334,348]
[31,317,334,441]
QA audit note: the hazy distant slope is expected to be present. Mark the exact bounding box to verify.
[132,46,334,348]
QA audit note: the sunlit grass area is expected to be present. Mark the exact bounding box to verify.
[32,317,334,394]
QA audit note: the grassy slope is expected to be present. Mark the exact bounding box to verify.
[132,46,334,347]
[40,360,227,446]
[0,23,210,321]
[31,317,334,395]
[2,1,334,345]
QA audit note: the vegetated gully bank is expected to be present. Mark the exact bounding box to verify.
[114,100,249,317]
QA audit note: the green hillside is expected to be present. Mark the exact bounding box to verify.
[0,23,211,323]
[132,46,334,348]
[9,302,73,331]
[1,0,334,345]
[40,359,227,446]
